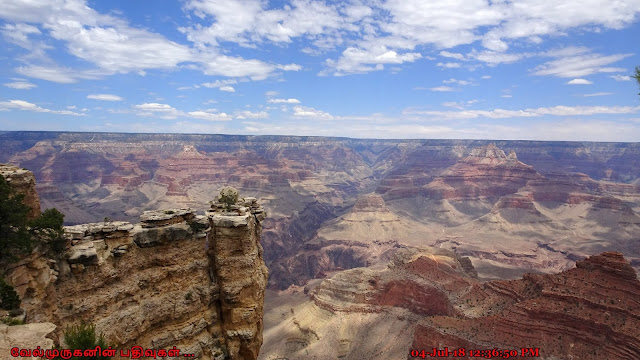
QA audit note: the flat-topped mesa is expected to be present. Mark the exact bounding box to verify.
[466,143,521,166]
[0,164,41,219]
[206,187,268,360]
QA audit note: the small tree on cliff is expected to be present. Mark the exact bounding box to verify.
[0,174,66,260]
[0,175,32,260]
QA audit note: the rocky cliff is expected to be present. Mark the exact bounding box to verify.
[0,164,40,219]
[411,251,640,359]
[260,250,640,360]
[5,190,268,360]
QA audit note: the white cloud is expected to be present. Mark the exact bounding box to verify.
[265,90,279,97]
[235,110,269,119]
[87,94,123,101]
[219,86,236,92]
[0,99,84,116]
[430,86,454,92]
[436,62,461,68]
[533,52,632,78]
[133,102,231,121]
[187,111,231,121]
[610,74,632,81]
[15,65,103,84]
[567,78,593,85]
[583,92,613,97]
[268,98,301,104]
[326,46,421,75]
[501,94,513,98]
[201,79,237,88]
[439,51,465,60]
[468,50,528,65]
[3,81,37,90]
[481,75,491,79]
[443,78,472,86]
[292,106,333,119]
[277,64,303,71]
[405,105,640,119]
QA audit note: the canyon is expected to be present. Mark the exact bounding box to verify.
[1,166,268,360]
[1,131,640,359]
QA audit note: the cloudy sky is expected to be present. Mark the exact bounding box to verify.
[1,0,640,141]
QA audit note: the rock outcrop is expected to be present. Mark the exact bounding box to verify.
[207,193,269,360]
[411,251,640,359]
[7,191,268,360]
[0,323,56,359]
[0,164,41,219]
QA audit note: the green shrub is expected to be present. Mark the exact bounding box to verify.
[0,277,20,310]
[1,174,67,259]
[62,322,111,359]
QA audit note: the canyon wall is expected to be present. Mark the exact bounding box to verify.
[3,187,268,360]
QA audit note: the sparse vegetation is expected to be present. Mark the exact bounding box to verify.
[1,175,66,259]
[62,322,111,359]
[0,277,20,310]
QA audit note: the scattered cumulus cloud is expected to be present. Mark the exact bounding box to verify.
[0,99,84,116]
[293,106,333,119]
[133,102,231,121]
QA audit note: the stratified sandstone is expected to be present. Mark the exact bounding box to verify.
[207,194,268,360]
[261,250,640,360]
[411,251,640,359]
[7,193,268,360]
[0,164,41,219]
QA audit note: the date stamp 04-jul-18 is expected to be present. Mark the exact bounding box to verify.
[410,347,540,358]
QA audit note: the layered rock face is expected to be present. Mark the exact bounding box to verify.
[7,194,268,360]
[0,164,41,219]
[411,251,640,359]
[2,132,640,284]
[207,195,269,359]
[260,250,640,360]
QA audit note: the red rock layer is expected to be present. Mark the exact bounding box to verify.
[410,252,640,359]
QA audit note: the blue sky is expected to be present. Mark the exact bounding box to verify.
[1,0,640,141]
